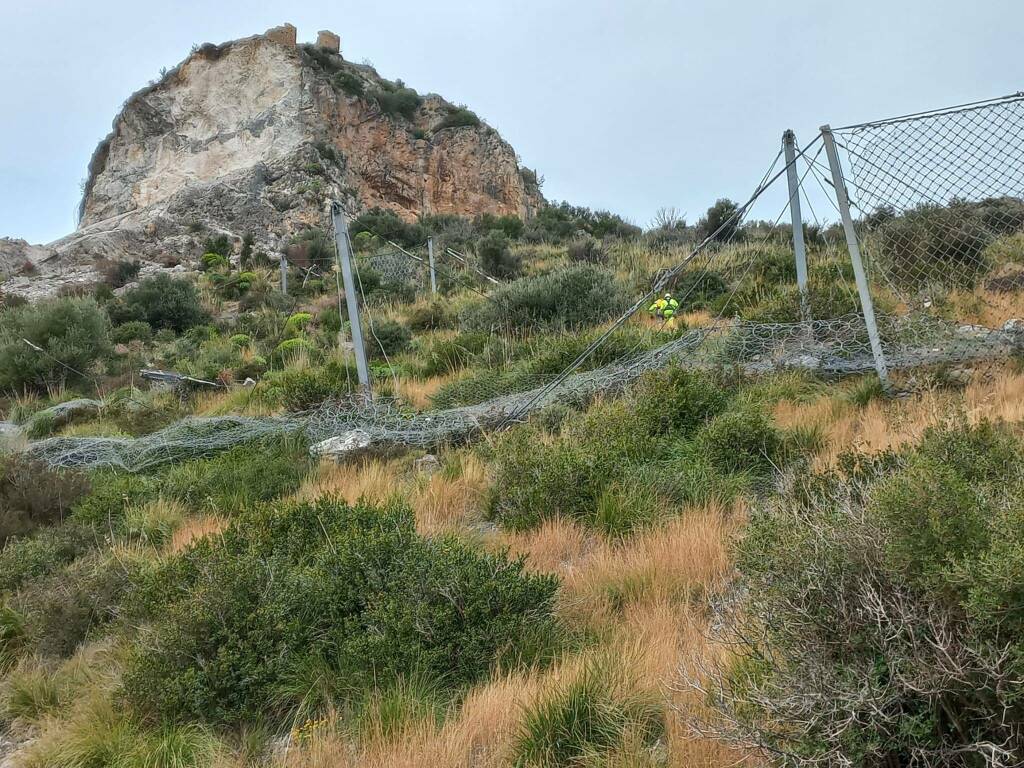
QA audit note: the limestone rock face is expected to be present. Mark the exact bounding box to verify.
[3,27,543,297]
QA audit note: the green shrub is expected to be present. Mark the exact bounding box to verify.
[0,297,111,393]
[0,606,26,673]
[715,421,1024,766]
[695,409,781,475]
[14,552,138,657]
[110,320,153,344]
[71,471,157,530]
[489,399,653,532]
[272,337,318,366]
[419,335,481,377]
[406,300,451,331]
[123,498,559,726]
[0,523,93,594]
[261,361,358,411]
[203,234,233,258]
[668,268,728,310]
[371,83,422,120]
[350,208,426,249]
[431,368,531,409]
[461,264,627,333]
[436,107,481,131]
[199,252,229,272]
[108,274,208,332]
[158,437,312,515]
[633,367,728,437]
[285,312,314,337]
[477,230,521,279]
[0,456,90,545]
[981,231,1024,267]
[333,69,365,97]
[367,318,412,359]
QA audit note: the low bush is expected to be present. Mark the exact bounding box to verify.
[71,471,157,530]
[110,320,152,344]
[370,82,422,121]
[713,421,1024,766]
[869,200,1020,290]
[0,456,90,545]
[108,274,208,332]
[0,523,93,594]
[436,107,481,131]
[199,252,228,272]
[261,361,358,411]
[350,208,426,249]
[367,318,412,359]
[695,408,781,475]
[633,367,728,436]
[123,498,560,726]
[272,337,318,367]
[981,231,1024,267]
[461,264,627,333]
[101,259,141,288]
[489,398,653,531]
[158,437,312,515]
[566,236,605,265]
[14,552,139,657]
[0,297,111,393]
[333,69,365,97]
[667,268,728,310]
[477,229,521,279]
[405,300,451,331]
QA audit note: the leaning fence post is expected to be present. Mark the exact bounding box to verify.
[330,202,372,396]
[783,129,810,323]
[427,236,438,295]
[821,125,889,384]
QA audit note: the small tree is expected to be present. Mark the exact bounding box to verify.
[697,199,742,243]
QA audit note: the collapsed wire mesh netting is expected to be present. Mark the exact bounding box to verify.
[15,99,1024,470]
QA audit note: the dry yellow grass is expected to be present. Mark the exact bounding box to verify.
[167,514,228,553]
[803,365,1024,468]
[292,452,489,536]
[397,373,458,410]
[946,285,1024,327]
[498,504,738,629]
[293,458,404,506]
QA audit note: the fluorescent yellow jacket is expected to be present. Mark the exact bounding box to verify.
[648,296,679,318]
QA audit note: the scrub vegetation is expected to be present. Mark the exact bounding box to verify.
[2,198,1024,767]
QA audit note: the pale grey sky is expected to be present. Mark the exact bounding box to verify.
[1,0,1021,243]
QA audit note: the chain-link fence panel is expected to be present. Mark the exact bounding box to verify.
[358,248,427,291]
[835,95,1024,332]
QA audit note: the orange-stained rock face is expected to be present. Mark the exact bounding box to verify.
[74,33,543,262]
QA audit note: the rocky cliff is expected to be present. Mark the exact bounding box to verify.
[4,24,543,295]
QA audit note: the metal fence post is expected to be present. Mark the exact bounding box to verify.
[427,236,437,294]
[821,126,889,384]
[783,129,810,322]
[331,202,372,394]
